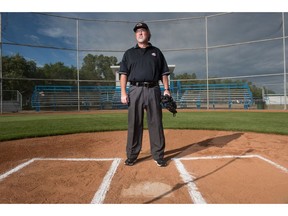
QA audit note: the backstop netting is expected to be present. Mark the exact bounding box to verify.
[0,12,287,112]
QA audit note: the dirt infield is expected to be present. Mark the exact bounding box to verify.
[0,129,287,204]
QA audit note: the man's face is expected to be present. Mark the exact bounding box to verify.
[135,28,150,43]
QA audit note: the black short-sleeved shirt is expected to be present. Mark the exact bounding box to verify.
[119,43,170,82]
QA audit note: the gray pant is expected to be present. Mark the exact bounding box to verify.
[126,85,165,161]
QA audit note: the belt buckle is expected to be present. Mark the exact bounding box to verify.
[143,82,150,87]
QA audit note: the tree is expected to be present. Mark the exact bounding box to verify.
[2,54,37,98]
[248,82,263,99]
[173,72,198,87]
[80,54,117,84]
[39,62,76,84]
[174,72,197,81]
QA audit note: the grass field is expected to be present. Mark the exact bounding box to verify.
[0,110,287,141]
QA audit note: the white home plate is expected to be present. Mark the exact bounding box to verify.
[121,181,173,198]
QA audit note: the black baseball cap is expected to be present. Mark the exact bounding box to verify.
[133,22,149,32]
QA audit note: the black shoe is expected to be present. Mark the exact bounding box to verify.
[154,158,167,167]
[124,158,137,166]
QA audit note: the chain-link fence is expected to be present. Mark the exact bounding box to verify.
[0,12,287,113]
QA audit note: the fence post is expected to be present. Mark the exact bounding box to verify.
[205,16,209,110]
[282,13,287,110]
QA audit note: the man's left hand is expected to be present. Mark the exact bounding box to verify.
[164,89,171,96]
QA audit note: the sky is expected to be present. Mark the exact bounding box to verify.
[1,0,288,93]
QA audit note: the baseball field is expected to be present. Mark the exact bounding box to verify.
[0,109,287,205]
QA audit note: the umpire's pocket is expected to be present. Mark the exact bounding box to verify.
[128,86,137,106]
[128,86,137,98]
[153,86,161,102]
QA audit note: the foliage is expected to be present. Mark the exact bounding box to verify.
[2,54,37,99]
[173,72,198,85]
[41,62,77,80]
[80,54,117,84]
[2,53,118,107]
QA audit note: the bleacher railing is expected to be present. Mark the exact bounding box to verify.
[31,83,253,111]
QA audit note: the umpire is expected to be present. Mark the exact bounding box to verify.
[119,22,171,167]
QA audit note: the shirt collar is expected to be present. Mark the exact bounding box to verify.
[134,42,152,49]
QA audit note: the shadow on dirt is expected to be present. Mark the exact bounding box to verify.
[144,149,253,204]
[141,132,255,204]
[165,132,244,162]
[137,132,245,164]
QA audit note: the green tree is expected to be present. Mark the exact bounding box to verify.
[174,72,197,81]
[2,54,37,99]
[80,54,117,84]
[39,62,76,84]
[248,82,263,99]
[173,72,198,86]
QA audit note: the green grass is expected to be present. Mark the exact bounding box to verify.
[163,111,288,135]
[0,111,287,141]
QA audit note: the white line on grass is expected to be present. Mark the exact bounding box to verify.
[91,158,121,204]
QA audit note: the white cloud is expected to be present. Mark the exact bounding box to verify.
[38,27,65,38]
[25,34,40,43]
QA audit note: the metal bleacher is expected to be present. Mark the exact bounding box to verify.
[31,85,125,111]
[177,83,253,109]
[31,83,253,111]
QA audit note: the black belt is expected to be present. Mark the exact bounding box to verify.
[130,81,159,88]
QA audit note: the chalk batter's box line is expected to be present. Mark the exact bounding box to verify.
[1,155,287,204]
[0,158,122,204]
[172,154,288,204]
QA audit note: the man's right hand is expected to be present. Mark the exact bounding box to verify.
[121,93,129,104]
[120,74,128,104]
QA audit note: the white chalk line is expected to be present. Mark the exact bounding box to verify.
[175,154,288,173]
[35,158,118,162]
[0,157,121,204]
[254,155,288,173]
[172,154,288,204]
[173,159,206,204]
[0,159,36,182]
[91,158,121,204]
[1,155,287,204]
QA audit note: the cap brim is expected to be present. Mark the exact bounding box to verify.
[133,27,149,32]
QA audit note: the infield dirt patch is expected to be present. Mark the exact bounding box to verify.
[0,130,287,204]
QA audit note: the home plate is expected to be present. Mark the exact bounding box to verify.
[121,181,173,198]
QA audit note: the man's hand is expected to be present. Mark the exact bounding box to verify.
[164,89,171,96]
[121,93,129,104]
[120,74,128,104]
